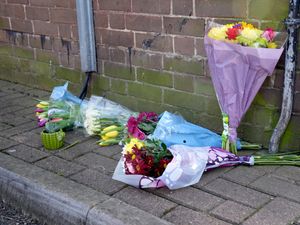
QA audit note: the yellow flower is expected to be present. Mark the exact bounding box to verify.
[208,27,227,41]
[267,42,277,49]
[239,22,255,29]
[240,28,263,41]
[124,138,144,154]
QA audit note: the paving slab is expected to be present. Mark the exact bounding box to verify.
[272,166,300,182]
[204,178,272,208]
[4,144,49,163]
[70,169,126,195]
[0,136,18,150]
[75,152,118,175]
[210,200,255,224]
[113,186,177,217]
[221,166,266,186]
[250,175,300,202]
[35,156,85,177]
[0,113,33,126]
[154,186,224,211]
[243,197,300,225]
[0,121,37,137]
[162,206,231,225]
[12,131,43,148]
[194,167,232,187]
[0,122,13,131]
[93,144,122,158]
[56,139,97,160]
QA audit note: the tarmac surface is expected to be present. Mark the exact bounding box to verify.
[0,79,300,225]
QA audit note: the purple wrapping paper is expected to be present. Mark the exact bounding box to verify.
[204,35,285,142]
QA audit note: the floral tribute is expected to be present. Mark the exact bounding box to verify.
[205,21,285,154]
[208,21,277,48]
[127,112,158,140]
[123,112,172,178]
[123,138,173,178]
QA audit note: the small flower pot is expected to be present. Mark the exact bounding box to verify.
[41,130,65,150]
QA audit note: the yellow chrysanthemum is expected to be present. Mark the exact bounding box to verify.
[239,21,255,29]
[240,28,263,41]
[124,138,144,154]
[208,27,227,41]
[267,42,277,49]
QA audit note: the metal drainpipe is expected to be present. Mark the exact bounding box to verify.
[269,0,300,153]
[75,0,97,99]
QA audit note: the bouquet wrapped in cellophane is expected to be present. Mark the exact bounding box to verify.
[204,21,286,154]
[84,96,136,146]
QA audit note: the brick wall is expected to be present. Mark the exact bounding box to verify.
[0,0,299,150]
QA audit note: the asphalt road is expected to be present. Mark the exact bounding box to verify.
[0,200,41,225]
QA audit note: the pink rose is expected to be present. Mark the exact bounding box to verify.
[262,28,275,42]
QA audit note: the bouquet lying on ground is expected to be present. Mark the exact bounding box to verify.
[84,96,135,146]
[205,21,286,154]
[45,100,79,133]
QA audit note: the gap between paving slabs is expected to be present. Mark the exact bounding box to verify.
[0,152,172,225]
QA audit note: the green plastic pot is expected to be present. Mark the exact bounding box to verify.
[41,130,65,150]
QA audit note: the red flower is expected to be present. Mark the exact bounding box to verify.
[226,28,240,40]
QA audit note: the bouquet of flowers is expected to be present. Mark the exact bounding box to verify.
[123,138,173,177]
[204,21,286,154]
[45,100,79,133]
[127,112,159,140]
[84,96,135,146]
[35,101,49,127]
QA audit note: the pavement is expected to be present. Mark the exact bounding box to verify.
[0,79,300,225]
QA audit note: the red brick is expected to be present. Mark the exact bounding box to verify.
[6,31,29,46]
[174,36,194,56]
[11,19,33,33]
[7,0,28,4]
[29,34,52,50]
[126,15,162,33]
[163,16,204,37]
[5,4,25,19]
[53,0,75,8]
[29,0,52,7]
[195,38,205,57]
[0,16,11,29]
[131,50,163,70]
[53,38,72,54]
[136,33,173,53]
[173,0,193,16]
[71,25,79,40]
[26,6,49,21]
[295,71,300,92]
[195,0,247,18]
[109,47,125,63]
[132,0,170,14]
[109,13,125,29]
[96,44,109,60]
[294,93,300,113]
[94,12,108,28]
[70,41,79,54]
[59,24,72,39]
[33,20,58,36]
[50,8,76,24]
[98,0,131,12]
[101,29,134,47]
[59,52,76,68]
[0,30,9,42]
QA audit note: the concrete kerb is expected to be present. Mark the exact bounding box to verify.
[0,153,172,225]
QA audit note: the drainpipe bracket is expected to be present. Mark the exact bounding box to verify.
[284,18,300,28]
